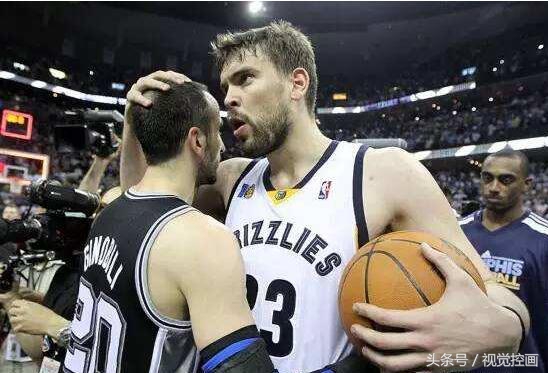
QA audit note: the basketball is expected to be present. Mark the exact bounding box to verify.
[338,231,487,347]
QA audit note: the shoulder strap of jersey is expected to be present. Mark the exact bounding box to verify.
[135,204,196,331]
[352,145,370,248]
[226,158,261,211]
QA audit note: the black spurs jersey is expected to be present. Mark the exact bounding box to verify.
[63,188,198,373]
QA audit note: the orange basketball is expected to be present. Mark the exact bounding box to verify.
[338,231,486,347]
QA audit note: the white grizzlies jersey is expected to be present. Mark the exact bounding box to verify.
[225,141,369,373]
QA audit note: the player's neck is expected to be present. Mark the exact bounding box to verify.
[482,203,525,231]
[266,115,331,189]
[133,160,196,204]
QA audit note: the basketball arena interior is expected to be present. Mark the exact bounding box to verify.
[0,2,546,372]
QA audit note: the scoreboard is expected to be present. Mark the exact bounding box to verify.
[1,109,34,140]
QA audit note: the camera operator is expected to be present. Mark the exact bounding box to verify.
[0,179,110,372]
[0,203,22,262]
[1,204,21,222]
[0,110,121,371]
[0,260,73,360]
[0,202,66,371]
[0,255,67,370]
[77,144,120,195]
[7,246,80,361]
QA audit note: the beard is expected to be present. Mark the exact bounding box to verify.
[484,200,510,212]
[240,102,291,158]
[482,194,519,214]
[197,145,219,186]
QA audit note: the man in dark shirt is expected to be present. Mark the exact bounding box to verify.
[460,149,547,372]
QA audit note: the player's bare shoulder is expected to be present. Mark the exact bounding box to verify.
[217,157,254,204]
[363,146,413,177]
[150,209,246,298]
[152,209,241,266]
[361,147,418,238]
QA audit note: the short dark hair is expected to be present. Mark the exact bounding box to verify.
[211,20,318,115]
[485,149,530,177]
[130,81,215,166]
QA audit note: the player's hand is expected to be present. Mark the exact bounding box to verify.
[8,299,58,335]
[17,287,44,304]
[95,146,120,163]
[350,243,521,372]
[126,70,192,108]
[0,290,21,311]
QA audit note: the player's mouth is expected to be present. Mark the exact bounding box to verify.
[486,196,503,203]
[228,117,252,141]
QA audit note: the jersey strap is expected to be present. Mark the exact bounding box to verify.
[135,204,195,331]
[226,159,261,212]
[352,145,369,247]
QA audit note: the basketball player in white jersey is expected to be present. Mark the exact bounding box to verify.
[121,22,530,373]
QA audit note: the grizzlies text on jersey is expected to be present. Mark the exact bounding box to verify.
[225,141,369,373]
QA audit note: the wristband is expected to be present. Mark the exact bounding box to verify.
[56,323,72,348]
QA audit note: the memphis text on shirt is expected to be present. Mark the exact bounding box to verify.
[83,235,123,289]
[480,250,523,290]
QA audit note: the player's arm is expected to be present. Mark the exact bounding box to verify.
[160,214,275,372]
[78,153,118,193]
[13,333,44,361]
[352,147,529,371]
[8,299,71,361]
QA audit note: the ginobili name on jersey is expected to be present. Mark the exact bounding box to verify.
[83,235,124,289]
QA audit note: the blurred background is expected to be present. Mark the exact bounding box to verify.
[0,1,547,217]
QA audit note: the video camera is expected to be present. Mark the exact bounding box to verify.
[54,109,123,158]
[0,179,99,292]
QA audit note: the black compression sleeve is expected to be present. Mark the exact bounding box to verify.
[200,325,275,373]
[205,338,275,373]
[308,354,379,373]
[200,325,259,364]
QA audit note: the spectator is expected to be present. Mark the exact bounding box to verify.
[459,149,548,373]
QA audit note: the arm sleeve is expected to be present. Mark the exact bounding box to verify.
[308,354,379,373]
[200,325,275,373]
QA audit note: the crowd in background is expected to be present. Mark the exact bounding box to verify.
[0,23,547,218]
[319,25,548,107]
[320,83,548,151]
[1,77,547,217]
[1,24,546,109]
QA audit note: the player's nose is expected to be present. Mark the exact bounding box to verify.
[224,87,241,109]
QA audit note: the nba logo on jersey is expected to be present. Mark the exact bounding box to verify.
[319,181,332,199]
[238,183,255,199]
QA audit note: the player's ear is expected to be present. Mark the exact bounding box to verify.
[187,126,207,159]
[523,176,533,192]
[290,68,310,103]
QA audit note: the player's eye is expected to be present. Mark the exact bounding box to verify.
[241,73,254,85]
[499,175,515,185]
[481,173,493,182]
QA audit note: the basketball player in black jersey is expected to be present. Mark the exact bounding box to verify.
[63,81,275,373]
